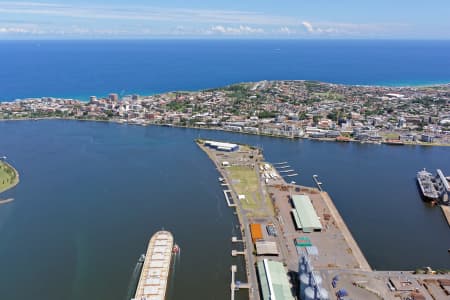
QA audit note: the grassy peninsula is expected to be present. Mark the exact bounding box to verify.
[0,161,19,194]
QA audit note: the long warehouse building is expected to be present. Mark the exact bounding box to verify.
[257,259,295,300]
[204,140,239,152]
[291,195,322,232]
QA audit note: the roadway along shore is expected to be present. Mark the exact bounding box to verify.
[2,117,450,147]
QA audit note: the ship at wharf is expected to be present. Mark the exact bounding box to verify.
[416,168,450,227]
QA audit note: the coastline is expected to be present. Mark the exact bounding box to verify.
[1,117,449,148]
[2,79,450,103]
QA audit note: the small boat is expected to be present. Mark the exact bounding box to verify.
[173,244,180,254]
[383,139,405,145]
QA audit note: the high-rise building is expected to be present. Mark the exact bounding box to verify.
[109,93,119,102]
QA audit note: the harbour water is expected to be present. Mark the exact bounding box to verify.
[0,120,449,300]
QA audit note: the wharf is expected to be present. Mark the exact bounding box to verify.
[320,191,372,271]
[196,139,450,300]
[230,265,252,300]
[441,205,450,227]
[197,140,260,300]
[197,139,372,299]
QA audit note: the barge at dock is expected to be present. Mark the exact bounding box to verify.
[132,230,175,300]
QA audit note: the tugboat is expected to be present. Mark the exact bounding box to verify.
[417,168,439,201]
[172,244,180,254]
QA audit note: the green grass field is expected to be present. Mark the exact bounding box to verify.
[382,132,401,140]
[228,165,261,211]
[227,165,275,217]
[0,161,19,193]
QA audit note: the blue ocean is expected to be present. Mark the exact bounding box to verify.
[1,39,450,101]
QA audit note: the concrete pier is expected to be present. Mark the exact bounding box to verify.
[198,139,450,300]
[232,237,244,243]
[231,265,252,300]
[232,250,246,256]
[441,205,450,227]
[223,190,237,207]
[321,191,372,271]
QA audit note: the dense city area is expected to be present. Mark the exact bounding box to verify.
[1,80,450,145]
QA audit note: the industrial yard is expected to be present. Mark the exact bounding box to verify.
[197,139,450,300]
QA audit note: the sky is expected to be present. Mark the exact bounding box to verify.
[1,0,449,39]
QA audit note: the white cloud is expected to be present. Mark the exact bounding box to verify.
[300,20,406,36]
[207,25,264,35]
[0,24,45,35]
[279,26,296,35]
[0,27,27,33]
[0,2,300,26]
[301,21,315,33]
[0,2,411,38]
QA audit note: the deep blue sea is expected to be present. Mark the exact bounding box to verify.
[1,39,450,101]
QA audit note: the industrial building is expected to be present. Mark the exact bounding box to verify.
[255,241,279,256]
[250,223,263,243]
[291,195,322,232]
[436,169,450,202]
[257,259,295,300]
[204,140,239,152]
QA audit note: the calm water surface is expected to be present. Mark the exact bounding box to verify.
[1,40,450,100]
[0,120,449,300]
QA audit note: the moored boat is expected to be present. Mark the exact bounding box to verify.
[383,139,405,145]
[417,169,439,201]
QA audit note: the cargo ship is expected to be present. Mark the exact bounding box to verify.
[132,230,178,300]
[417,169,439,201]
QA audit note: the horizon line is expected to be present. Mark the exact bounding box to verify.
[2,37,450,41]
